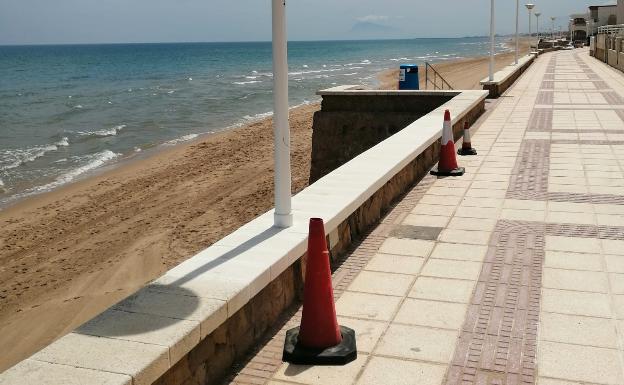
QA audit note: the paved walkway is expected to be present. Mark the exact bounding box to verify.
[225,49,624,385]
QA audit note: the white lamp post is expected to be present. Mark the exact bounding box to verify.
[551,17,556,40]
[272,0,293,228]
[489,0,495,81]
[535,12,541,43]
[525,4,535,49]
[515,0,520,64]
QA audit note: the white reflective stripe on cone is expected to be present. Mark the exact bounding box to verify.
[464,127,472,144]
[442,118,453,144]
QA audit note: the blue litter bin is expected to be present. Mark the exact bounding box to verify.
[399,64,419,90]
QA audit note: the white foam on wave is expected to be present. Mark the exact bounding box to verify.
[237,100,315,126]
[288,68,342,76]
[29,150,120,193]
[233,80,262,85]
[0,142,64,171]
[78,124,126,137]
[56,137,69,147]
[163,134,199,146]
[242,111,274,122]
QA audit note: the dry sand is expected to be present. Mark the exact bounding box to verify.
[0,43,531,371]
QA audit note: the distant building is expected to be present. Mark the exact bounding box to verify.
[569,13,589,41]
[618,0,624,24]
[588,4,619,34]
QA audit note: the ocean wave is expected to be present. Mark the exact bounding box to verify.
[163,134,199,146]
[233,80,262,85]
[242,111,274,122]
[77,124,126,137]
[56,137,69,147]
[237,100,315,126]
[288,68,342,76]
[0,142,64,171]
[28,150,120,193]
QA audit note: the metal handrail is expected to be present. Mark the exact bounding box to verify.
[424,62,453,90]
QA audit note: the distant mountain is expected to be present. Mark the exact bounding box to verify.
[348,21,403,39]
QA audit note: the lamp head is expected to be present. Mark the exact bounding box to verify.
[525,3,535,10]
[535,12,541,17]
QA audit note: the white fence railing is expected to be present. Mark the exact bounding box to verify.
[598,25,624,35]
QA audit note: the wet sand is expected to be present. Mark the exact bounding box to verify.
[0,45,531,371]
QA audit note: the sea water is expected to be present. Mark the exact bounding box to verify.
[0,38,510,206]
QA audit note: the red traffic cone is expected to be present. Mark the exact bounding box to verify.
[282,218,357,366]
[431,110,465,176]
[458,121,477,156]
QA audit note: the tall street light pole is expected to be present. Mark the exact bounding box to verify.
[272,0,293,228]
[515,0,520,64]
[526,4,535,49]
[489,0,495,81]
[535,12,541,43]
[551,16,556,40]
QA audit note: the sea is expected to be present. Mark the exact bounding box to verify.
[0,37,511,206]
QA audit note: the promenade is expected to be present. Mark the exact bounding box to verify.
[227,49,624,385]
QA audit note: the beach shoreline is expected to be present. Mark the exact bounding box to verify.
[0,44,530,371]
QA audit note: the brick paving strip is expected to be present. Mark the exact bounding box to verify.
[223,175,438,385]
[447,220,624,385]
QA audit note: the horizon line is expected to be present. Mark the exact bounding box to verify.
[0,35,522,47]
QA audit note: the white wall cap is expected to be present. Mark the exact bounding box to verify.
[77,308,200,364]
[153,274,251,317]
[0,360,133,385]
[114,284,227,339]
[30,333,169,385]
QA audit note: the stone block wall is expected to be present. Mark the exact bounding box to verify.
[609,50,619,67]
[482,57,534,99]
[309,93,454,183]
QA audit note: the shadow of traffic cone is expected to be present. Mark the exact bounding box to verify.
[282,218,357,366]
[431,110,465,176]
[458,121,477,156]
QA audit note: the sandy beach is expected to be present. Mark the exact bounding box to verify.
[0,43,530,371]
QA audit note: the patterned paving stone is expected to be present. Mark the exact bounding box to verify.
[223,51,624,385]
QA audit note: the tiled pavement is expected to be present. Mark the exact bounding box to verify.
[225,49,624,385]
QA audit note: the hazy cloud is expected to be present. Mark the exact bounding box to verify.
[0,0,599,45]
[356,15,391,23]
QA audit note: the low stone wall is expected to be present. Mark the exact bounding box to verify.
[154,142,442,385]
[619,52,624,71]
[481,55,535,98]
[609,49,619,67]
[309,92,455,183]
[153,91,485,385]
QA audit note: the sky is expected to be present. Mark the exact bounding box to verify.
[0,0,615,45]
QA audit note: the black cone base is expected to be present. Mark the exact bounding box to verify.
[431,167,465,177]
[282,326,357,366]
[458,147,478,156]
